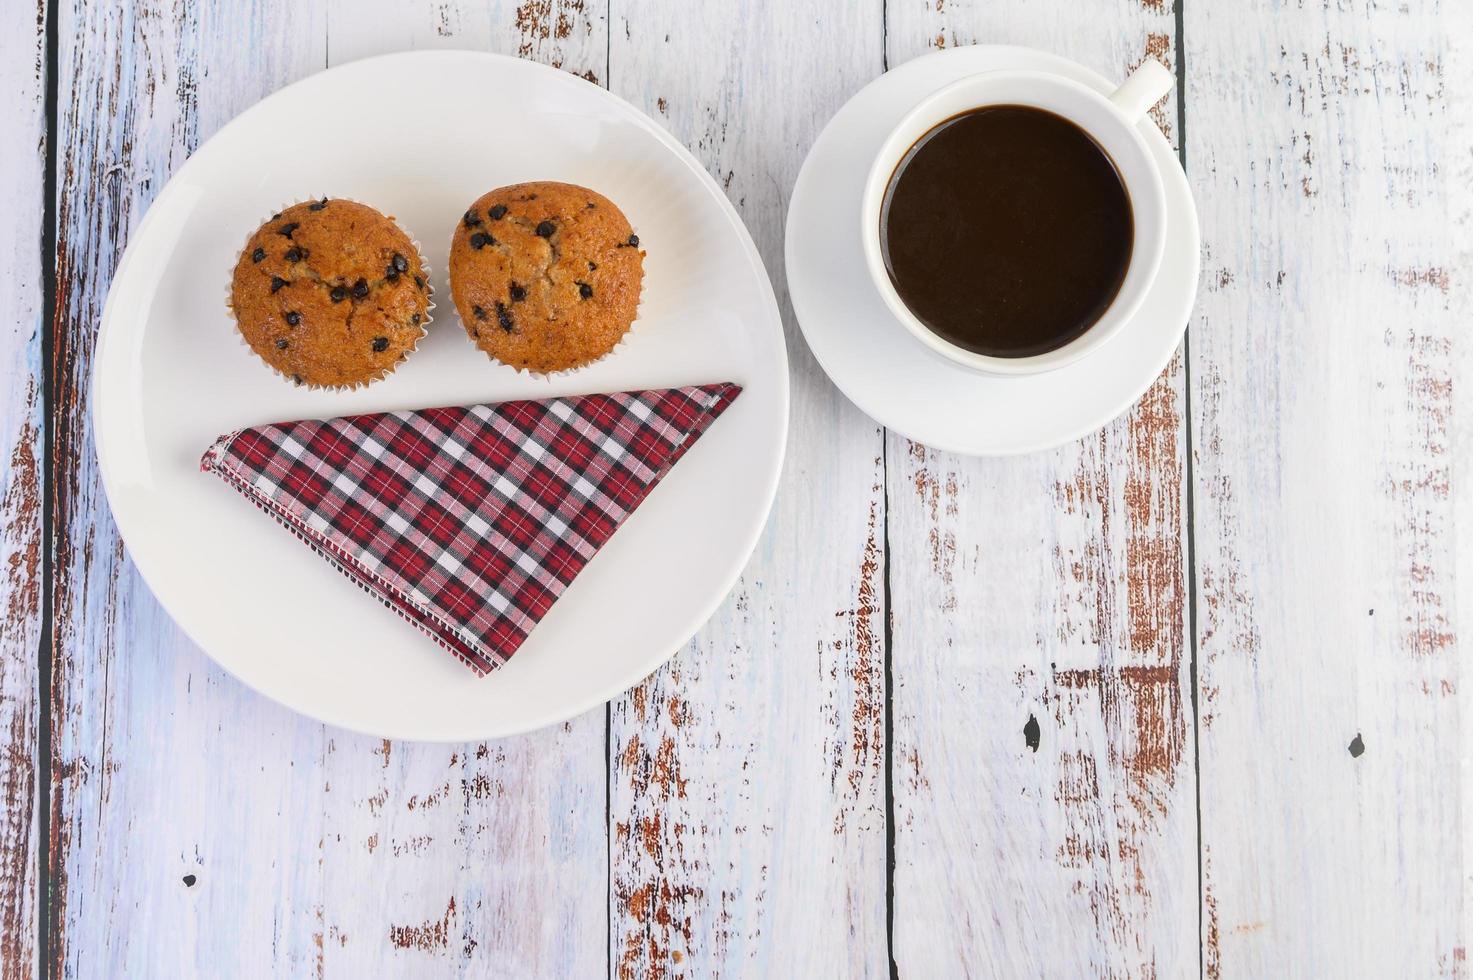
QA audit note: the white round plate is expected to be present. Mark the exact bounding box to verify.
[786,45,1200,456]
[94,51,788,741]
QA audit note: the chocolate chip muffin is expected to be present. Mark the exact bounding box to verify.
[449,181,644,374]
[229,198,431,388]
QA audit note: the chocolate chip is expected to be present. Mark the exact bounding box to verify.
[250,247,265,263]
[488,204,508,220]
[473,305,488,320]
[278,222,299,238]
[351,278,369,299]
[271,211,282,220]
[587,261,597,271]
[182,874,197,887]
[410,313,421,325]
[495,302,515,332]
[275,338,289,350]
[371,336,389,352]
[469,232,495,250]
[284,311,301,326]
[414,275,425,290]
[270,276,288,293]
[586,201,596,209]
[627,233,639,247]
[509,283,526,301]
[292,373,304,386]
[577,281,593,299]
[284,247,305,263]
[308,198,328,211]
[463,209,481,228]
[535,221,555,238]
[392,253,408,273]
[330,285,348,303]
[385,265,399,282]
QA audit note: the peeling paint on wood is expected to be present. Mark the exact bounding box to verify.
[48,2,607,977]
[884,2,1195,976]
[1188,0,1468,973]
[49,4,339,972]
[512,0,597,72]
[0,0,45,975]
[387,896,454,951]
[319,718,608,975]
[17,0,1469,976]
[327,0,603,85]
[606,2,888,976]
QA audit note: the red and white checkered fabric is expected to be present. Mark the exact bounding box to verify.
[201,383,742,675]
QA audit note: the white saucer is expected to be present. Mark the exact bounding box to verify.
[785,45,1200,456]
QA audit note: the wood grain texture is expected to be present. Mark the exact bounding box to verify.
[328,0,605,83]
[320,7,608,974]
[605,3,889,977]
[50,2,606,976]
[0,1,45,977]
[883,5,1197,977]
[50,2,333,974]
[31,0,1473,976]
[1187,0,1469,975]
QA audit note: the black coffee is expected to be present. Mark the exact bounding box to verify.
[880,105,1133,358]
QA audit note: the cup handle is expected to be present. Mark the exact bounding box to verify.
[1108,59,1174,122]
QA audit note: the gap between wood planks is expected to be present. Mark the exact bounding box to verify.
[876,13,900,980]
[37,0,60,973]
[1168,1,1206,977]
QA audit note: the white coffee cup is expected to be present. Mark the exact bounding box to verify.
[860,60,1174,376]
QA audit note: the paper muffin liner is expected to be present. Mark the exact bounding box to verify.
[445,215,645,383]
[226,195,435,392]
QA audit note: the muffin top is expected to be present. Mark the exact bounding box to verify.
[230,198,431,388]
[449,181,644,374]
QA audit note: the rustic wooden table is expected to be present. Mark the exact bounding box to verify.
[2,0,1466,976]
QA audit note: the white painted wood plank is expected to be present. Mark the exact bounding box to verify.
[50,3,335,974]
[52,2,607,976]
[315,6,609,976]
[327,0,606,85]
[606,4,890,977]
[1187,1,1469,975]
[36,1,1473,977]
[883,6,1197,977]
[0,0,45,976]
[1460,36,1473,950]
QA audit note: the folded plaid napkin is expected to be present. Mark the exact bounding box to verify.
[200,383,742,675]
